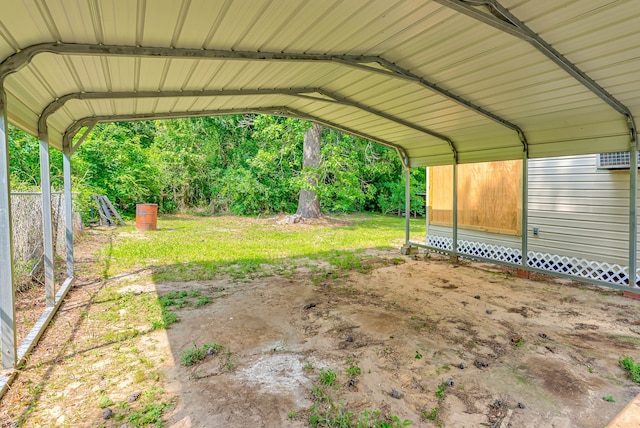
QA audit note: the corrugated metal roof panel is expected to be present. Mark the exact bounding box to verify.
[0,0,637,165]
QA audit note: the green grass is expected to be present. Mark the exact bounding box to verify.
[435,382,446,399]
[180,343,223,366]
[423,407,439,421]
[320,368,337,386]
[97,214,424,281]
[346,366,361,377]
[619,355,640,383]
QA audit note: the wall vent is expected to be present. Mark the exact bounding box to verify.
[597,151,640,169]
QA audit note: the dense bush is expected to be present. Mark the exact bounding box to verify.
[8,115,426,218]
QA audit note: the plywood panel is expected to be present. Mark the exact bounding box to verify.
[430,160,522,235]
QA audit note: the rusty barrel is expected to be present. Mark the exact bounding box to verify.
[136,203,158,231]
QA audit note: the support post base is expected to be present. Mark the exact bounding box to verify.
[516,268,530,279]
[400,245,419,255]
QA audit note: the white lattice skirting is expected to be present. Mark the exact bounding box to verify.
[426,235,639,288]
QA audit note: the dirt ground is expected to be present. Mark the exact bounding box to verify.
[2,229,640,427]
[156,253,640,428]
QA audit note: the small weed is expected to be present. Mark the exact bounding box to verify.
[288,410,298,419]
[423,407,439,421]
[98,395,114,409]
[388,414,412,427]
[223,349,234,372]
[588,366,594,373]
[357,409,411,428]
[346,366,361,377]
[320,368,337,386]
[619,355,640,383]
[310,385,329,402]
[134,368,146,383]
[304,361,314,371]
[415,350,423,360]
[515,338,525,347]
[435,363,450,375]
[602,395,616,402]
[151,308,178,330]
[195,297,212,307]
[435,382,446,399]
[180,343,222,366]
[127,401,172,426]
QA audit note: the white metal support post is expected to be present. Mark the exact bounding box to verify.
[425,167,430,244]
[452,162,458,257]
[521,152,528,269]
[629,140,638,287]
[405,166,410,245]
[63,151,74,278]
[0,87,16,369]
[39,135,55,306]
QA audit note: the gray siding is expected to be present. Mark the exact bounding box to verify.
[528,155,634,266]
[427,154,638,267]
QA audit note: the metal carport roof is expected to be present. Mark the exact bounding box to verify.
[1,0,640,384]
[0,0,637,167]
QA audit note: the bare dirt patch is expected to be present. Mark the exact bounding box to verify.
[2,239,640,427]
[159,254,640,427]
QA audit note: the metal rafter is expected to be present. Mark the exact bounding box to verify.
[39,88,318,138]
[434,0,636,142]
[335,60,527,152]
[61,106,411,162]
[277,107,411,163]
[41,88,457,158]
[314,90,458,160]
[1,42,523,151]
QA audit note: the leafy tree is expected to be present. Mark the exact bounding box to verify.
[8,125,63,190]
[7,115,420,219]
[296,123,323,218]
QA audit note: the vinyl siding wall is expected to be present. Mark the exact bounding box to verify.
[426,154,638,267]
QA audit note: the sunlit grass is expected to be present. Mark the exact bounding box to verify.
[98,214,425,281]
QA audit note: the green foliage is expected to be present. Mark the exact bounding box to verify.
[423,407,439,421]
[8,125,64,190]
[180,343,222,366]
[9,115,420,219]
[619,355,640,383]
[127,401,172,427]
[346,366,361,377]
[602,395,615,402]
[320,368,337,386]
[98,394,114,409]
[435,382,446,399]
[357,410,412,428]
[415,350,423,360]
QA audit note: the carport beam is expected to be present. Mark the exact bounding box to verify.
[39,137,55,306]
[63,151,73,277]
[630,142,638,286]
[0,88,16,369]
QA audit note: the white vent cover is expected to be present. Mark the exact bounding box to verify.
[598,152,640,169]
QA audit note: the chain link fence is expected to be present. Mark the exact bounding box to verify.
[11,192,82,290]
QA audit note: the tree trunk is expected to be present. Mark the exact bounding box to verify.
[296,123,323,218]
